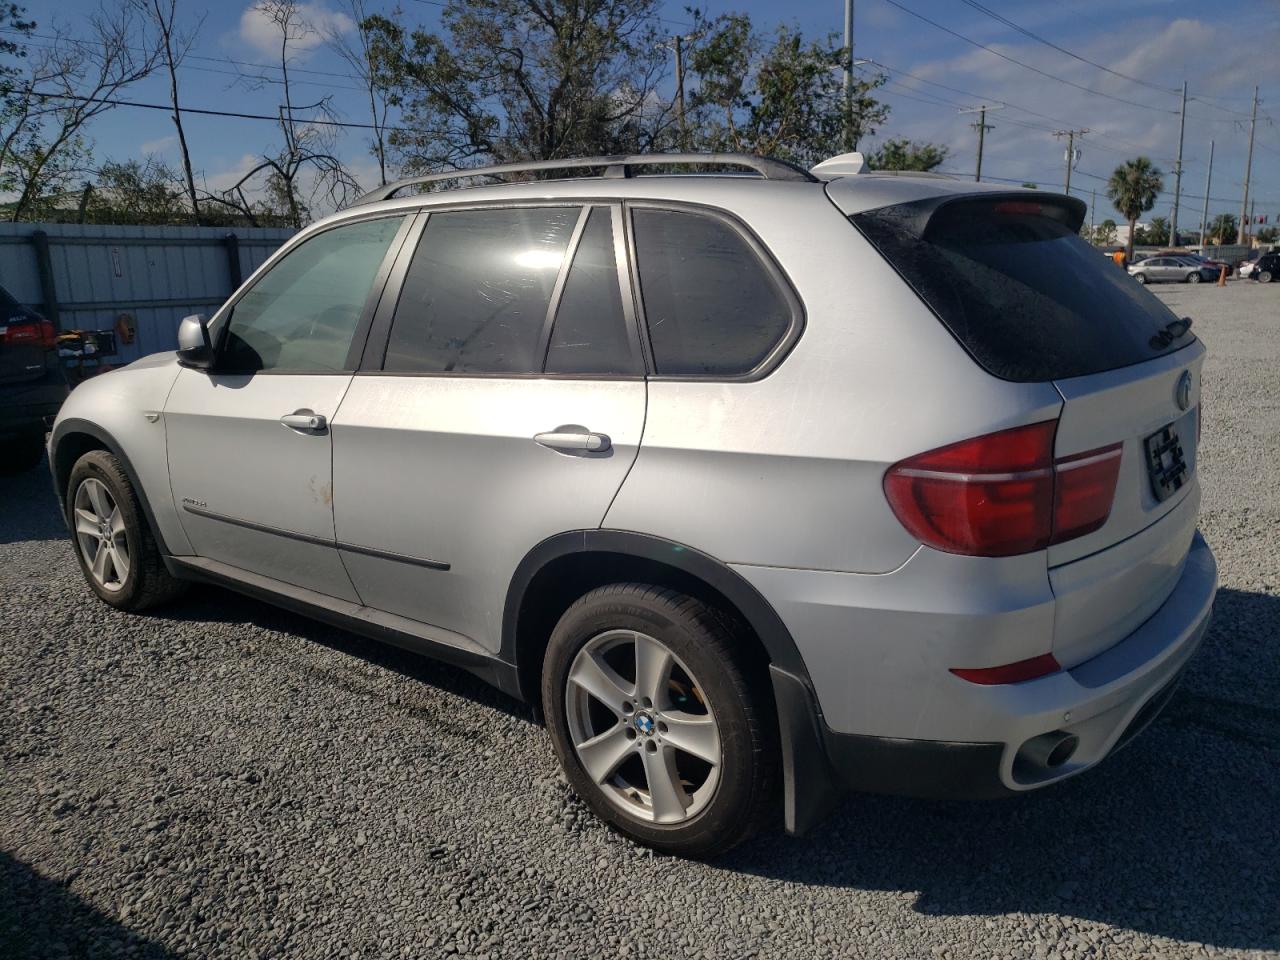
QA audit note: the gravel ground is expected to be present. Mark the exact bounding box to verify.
[2,281,1278,960]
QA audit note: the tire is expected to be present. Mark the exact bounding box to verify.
[542,583,777,858]
[1134,272,1148,284]
[1187,271,1202,284]
[0,434,45,475]
[66,450,187,611]
[1260,270,1273,284]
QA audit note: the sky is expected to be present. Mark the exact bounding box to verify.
[26,0,1280,231]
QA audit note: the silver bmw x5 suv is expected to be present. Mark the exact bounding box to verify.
[49,153,1217,857]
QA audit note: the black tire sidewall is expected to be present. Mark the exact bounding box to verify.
[542,587,768,857]
[1260,271,1273,283]
[67,452,147,608]
[1135,273,1147,284]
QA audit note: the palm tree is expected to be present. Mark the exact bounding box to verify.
[1107,157,1164,263]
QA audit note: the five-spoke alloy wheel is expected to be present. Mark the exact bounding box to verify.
[66,449,186,610]
[543,583,777,858]
[73,477,131,592]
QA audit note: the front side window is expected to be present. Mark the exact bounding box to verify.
[631,208,794,377]
[219,216,405,373]
[385,207,579,374]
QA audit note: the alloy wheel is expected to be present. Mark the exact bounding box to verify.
[564,629,722,825]
[73,477,130,592]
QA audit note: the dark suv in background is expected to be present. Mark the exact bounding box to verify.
[1,284,67,474]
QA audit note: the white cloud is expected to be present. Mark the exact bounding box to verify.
[238,1,354,60]
[140,135,176,155]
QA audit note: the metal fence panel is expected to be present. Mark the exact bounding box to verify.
[0,222,295,365]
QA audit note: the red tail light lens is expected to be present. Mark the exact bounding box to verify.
[884,421,1123,557]
[5,319,57,349]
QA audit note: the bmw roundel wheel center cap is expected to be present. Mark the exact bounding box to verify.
[633,711,656,737]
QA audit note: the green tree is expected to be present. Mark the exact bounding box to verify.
[85,157,186,224]
[363,0,671,172]
[683,15,889,166]
[1257,225,1278,244]
[1107,156,1163,263]
[1208,213,1238,244]
[1143,215,1170,246]
[1021,181,1037,189]
[866,137,947,172]
[1092,218,1117,246]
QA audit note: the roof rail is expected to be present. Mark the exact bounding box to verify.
[352,153,817,205]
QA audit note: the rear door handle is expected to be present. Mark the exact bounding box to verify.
[280,411,327,432]
[534,430,610,452]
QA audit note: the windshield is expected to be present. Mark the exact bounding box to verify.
[852,197,1197,382]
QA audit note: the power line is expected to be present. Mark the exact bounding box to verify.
[955,0,1177,96]
[877,0,1178,117]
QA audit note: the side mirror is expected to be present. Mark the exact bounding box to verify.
[176,314,213,369]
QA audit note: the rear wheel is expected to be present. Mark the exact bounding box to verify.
[542,584,777,858]
[1134,272,1148,284]
[0,433,44,475]
[1259,270,1273,284]
[67,450,186,610]
[1187,271,1202,284]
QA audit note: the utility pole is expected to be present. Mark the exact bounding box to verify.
[1053,129,1087,194]
[1090,188,1097,241]
[1200,139,1214,247]
[1239,85,1258,245]
[959,104,1003,182]
[673,35,686,150]
[843,0,856,150]
[1248,199,1256,244]
[1170,81,1187,247]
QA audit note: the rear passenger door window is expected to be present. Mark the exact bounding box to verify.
[384,207,579,374]
[544,207,641,376]
[630,207,796,377]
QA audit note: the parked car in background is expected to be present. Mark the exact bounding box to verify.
[1166,252,1229,274]
[0,284,67,474]
[48,152,1216,857]
[1128,256,1219,284]
[1243,250,1279,282]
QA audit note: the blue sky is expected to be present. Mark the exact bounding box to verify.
[29,0,1280,228]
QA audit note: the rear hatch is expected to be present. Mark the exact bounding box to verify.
[0,286,57,387]
[848,190,1201,667]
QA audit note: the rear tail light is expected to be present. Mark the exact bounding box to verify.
[4,319,57,349]
[883,421,1123,557]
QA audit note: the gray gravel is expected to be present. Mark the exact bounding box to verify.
[2,280,1278,959]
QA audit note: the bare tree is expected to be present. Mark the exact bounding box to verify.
[204,0,357,227]
[5,5,161,221]
[130,0,203,223]
[324,0,392,187]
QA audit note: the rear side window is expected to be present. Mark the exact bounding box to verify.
[544,208,640,376]
[631,208,794,377]
[852,197,1195,382]
[385,207,578,374]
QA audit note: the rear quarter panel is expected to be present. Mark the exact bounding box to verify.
[605,188,1062,573]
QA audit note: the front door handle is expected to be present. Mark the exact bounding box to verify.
[280,411,327,432]
[534,429,610,452]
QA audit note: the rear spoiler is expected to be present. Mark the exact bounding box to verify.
[862,192,1088,238]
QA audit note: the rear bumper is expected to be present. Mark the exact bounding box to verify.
[0,376,68,437]
[766,532,1217,832]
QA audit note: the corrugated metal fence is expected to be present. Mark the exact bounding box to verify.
[0,223,295,366]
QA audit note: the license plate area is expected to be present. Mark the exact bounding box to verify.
[1144,422,1188,503]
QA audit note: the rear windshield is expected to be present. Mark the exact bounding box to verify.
[851,197,1196,382]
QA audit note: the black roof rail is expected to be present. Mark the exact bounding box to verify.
[352,153,818,205]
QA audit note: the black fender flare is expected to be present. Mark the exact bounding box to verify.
[501,529,811,681]
[49,418,173,556]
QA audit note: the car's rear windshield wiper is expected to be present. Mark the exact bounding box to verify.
[1150,316,1193,350]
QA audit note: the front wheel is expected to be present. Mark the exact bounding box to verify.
[67,450,187,611]
[542,584,777,858]
[1187,271,1202,284]
[1134,272,1148,284]
[1259,270,1273,284]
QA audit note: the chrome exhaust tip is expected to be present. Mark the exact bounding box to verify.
[1020,731,1080,770]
